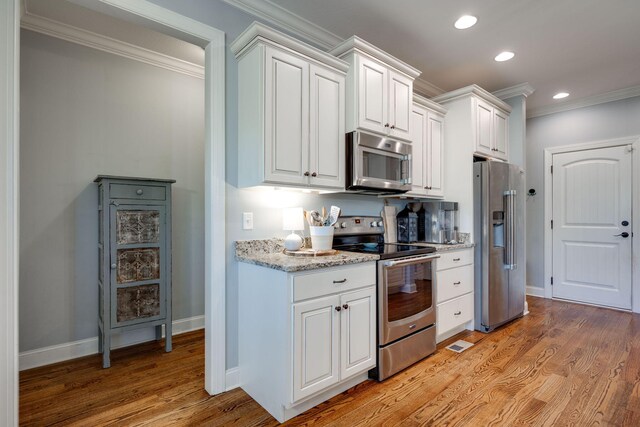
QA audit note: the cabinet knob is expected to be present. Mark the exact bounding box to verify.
[304,171,310,177]
[136,189,144,195]
[384,123,390,128]
[454,311,462,316]
[335,306,342,312]
[342,304,349,310]
[111,263,117,269]
[311,172,317,177]
[453,281,461,285]
[390,125,395,130]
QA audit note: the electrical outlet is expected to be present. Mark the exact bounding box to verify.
[242,212,253,230]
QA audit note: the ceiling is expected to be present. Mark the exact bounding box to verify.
[258,0,640,112]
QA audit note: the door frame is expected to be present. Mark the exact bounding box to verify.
[543,136,640,313]
[1,1,227,423]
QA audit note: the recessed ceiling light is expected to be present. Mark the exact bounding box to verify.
[553,92,570,99]
[454,15,477,30]
[494,51,515,62]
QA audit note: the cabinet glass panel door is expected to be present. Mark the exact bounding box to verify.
[110,205,166,328]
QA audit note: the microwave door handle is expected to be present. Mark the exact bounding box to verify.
[503,190,517,270]
[402,154,412,184]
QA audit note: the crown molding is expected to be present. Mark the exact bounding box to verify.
[432,84,512,113]
[230,21,349,72]
[21,5,204,79]
[413,78,445,98]
[528,85,640,118]
[492,82,535,100]
[413,93,447,115]
[220,0,342,50]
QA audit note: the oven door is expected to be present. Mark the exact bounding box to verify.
[379,255,438,345]
[347,131,412,192]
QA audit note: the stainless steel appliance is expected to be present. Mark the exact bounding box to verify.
[420,201,459,243]
[473,161,525,333]
[346,131,412,194]
[333,216,438,380]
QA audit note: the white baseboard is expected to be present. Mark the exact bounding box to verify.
[19,315,204,371]
[225,366,239,391]
[526,286,546,298]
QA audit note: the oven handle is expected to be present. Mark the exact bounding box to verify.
[383,254,440,268]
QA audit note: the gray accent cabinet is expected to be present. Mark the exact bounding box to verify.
[95,175,175,368]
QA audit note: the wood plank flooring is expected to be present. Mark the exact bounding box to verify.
[20,297,640,426]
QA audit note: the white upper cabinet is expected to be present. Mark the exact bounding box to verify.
[433,85,511,162]
[406,95,446,198]
[231,23,348,190]
[331,36,420,143]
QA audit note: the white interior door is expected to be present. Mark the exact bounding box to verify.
[552,145,632,309]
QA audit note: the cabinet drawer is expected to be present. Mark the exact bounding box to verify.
[436,264,473,304]
[110,183,166,201]
[292,263,376,302]
[436,249,473,271]
[437,292,473,335]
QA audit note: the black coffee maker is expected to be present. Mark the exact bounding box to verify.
[396,203,419,243]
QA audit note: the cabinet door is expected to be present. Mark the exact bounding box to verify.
[494,109,509,160]
[407,106,427,196]
[426,112,444,197]
[474,98,493,156]
[388,70,412,141]
[357,55,388,135]
[293,295,340,402]
[340,287,376,380]
[309,64,345,189]
[264,47,309,185]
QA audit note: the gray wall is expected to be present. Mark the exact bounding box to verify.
[19,29,205,351]
[526,96,640,290]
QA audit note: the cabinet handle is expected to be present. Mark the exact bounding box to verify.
[390,125,396,130]
[311,172,317,177]
[384,123,390,128]
[342,304,349,310]
[335,306,342,312]
[453,281,461,285]
[136,189,144,195]
[453,258,461,261]
[304,171,310,177]
[454,311,462,316]
[111,263,117,269]
[333,279,347,284]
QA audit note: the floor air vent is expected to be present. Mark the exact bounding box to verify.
[445,340,475,353]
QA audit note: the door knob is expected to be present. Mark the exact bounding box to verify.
[614,232,630,238]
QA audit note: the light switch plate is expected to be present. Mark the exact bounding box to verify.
[242,212,253,230]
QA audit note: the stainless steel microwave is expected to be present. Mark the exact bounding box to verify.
[345,131,412,194]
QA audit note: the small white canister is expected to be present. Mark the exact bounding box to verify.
[309,226,335,251]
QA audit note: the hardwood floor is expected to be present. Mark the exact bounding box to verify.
[20,297,640,426]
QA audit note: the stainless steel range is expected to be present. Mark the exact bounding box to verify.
[333,216,438,380]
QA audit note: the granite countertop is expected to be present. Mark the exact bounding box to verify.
[411,242,475,251]
[235,238,379,272]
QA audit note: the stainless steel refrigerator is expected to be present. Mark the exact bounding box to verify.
[473,161,525,333]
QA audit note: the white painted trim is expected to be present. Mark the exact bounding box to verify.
[0,0,19,425]
[413,93,447,115]
[225,367,240,391]
[20,10,204,79]
[526,286,545,297]
[543,136,640,312]
[414,77,445,98]
[220,0,342,50]
[528,85,640,118]
[19,316,205,371]
[492,82,535,100]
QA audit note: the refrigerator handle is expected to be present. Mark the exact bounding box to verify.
[503,190,517,270]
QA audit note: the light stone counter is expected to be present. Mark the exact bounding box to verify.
[412,242,475,252]
[235,238,379,272]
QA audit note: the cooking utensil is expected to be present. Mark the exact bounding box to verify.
[328,205,341,226]
[310,210,323,226]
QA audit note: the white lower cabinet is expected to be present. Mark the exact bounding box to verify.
[435,248,474,343]
[239,262,376,423]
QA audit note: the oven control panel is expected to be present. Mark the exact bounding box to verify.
[333,216,384,235]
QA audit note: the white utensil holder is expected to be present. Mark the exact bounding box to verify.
[309,226,334,251]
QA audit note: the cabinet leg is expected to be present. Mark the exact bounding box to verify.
[102,334,111,368]
[155,325,163,341]
[165,321,172,352]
